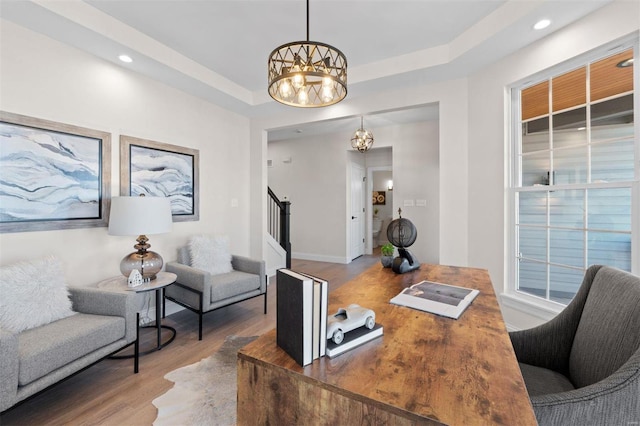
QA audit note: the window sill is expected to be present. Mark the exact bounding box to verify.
[500,292,564,323]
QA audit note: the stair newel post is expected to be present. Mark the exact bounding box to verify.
[280,200,291,268]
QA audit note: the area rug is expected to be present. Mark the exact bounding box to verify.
[152,335,257,426]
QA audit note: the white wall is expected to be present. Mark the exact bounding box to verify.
[0,21,251,287]
[267,121,439,264]
[467,1,640,328]
[267,132,351,263]
[386,121,440,264]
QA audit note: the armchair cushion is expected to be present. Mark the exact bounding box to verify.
[209,271,261,302]
[68,287,138,344]
[18,313,125,385]
[188,235,232,275]
[0,256,75,333]
[518,363,575,397]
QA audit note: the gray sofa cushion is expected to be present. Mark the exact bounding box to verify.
[210,271,260,303]
[519,362,575,397]
[18,313,125,385]
[569,267,640,389]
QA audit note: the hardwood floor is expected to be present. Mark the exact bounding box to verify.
[1,253,381,426]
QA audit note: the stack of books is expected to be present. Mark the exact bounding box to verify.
[276,269,328,366]
[276,268,384,365]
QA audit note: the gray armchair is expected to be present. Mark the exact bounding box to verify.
[165,246,267,340]
[1,287,138,412]
[510,265,640,425]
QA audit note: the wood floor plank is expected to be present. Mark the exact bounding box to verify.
[0,253,381,426]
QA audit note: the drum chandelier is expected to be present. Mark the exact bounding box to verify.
[267,0,347,107]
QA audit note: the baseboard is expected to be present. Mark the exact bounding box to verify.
[292,252,349,264]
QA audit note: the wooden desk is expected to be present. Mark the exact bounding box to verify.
[237,264,536,425]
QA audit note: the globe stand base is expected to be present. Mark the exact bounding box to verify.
[392,249,420,274]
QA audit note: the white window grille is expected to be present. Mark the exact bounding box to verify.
[509,40,638,306]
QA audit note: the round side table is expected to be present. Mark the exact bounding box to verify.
[97,271,177,356]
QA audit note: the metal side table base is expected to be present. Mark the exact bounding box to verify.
[98,272,178,359]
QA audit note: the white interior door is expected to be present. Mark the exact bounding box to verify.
[350,162,365,260]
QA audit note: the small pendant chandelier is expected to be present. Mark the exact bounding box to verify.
[267,0,347,108]
[351,116,374,152]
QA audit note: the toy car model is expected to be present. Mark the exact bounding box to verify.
[327,304,375,345]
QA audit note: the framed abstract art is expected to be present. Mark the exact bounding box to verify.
[0,111,111,233]
[120,135,199,222]
[373,191,386,205]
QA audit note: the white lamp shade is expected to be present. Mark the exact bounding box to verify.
[108,196,172,236]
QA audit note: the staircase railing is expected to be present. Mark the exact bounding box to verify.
[267,187,291,268]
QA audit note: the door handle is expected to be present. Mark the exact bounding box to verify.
[352,216,356,219]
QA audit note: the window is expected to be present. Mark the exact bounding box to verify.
[510,42,638,307]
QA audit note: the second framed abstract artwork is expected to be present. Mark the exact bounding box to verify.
[120,135,199,222]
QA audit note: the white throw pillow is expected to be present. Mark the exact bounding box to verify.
[189,235,233,275]
[0,256,75,333]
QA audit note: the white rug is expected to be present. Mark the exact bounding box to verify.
[152,335,257,426]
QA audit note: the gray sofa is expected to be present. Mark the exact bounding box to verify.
[165,246,267,340]
[510,265,640,425]
[0,287,139,412]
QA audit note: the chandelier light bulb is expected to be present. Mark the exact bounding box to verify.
[321,86,334,103]
[292,73,305,90]
[279,79,292,98]
[298,88,309,105]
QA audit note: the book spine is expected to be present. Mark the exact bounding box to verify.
[276,269,313,367]
[319,280,328,356]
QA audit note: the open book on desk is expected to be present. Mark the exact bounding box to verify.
[390,280,479,319]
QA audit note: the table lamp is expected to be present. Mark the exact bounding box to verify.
[108,195,172,281]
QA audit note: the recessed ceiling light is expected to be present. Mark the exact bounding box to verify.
[534,19,551,30]
[118,54,133,63]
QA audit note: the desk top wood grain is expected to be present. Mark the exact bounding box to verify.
[238,264,536,425]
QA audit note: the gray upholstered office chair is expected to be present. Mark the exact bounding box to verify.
[509,265,640,425]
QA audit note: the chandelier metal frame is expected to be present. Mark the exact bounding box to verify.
[351,116,374,152]
[267,0,347,107]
